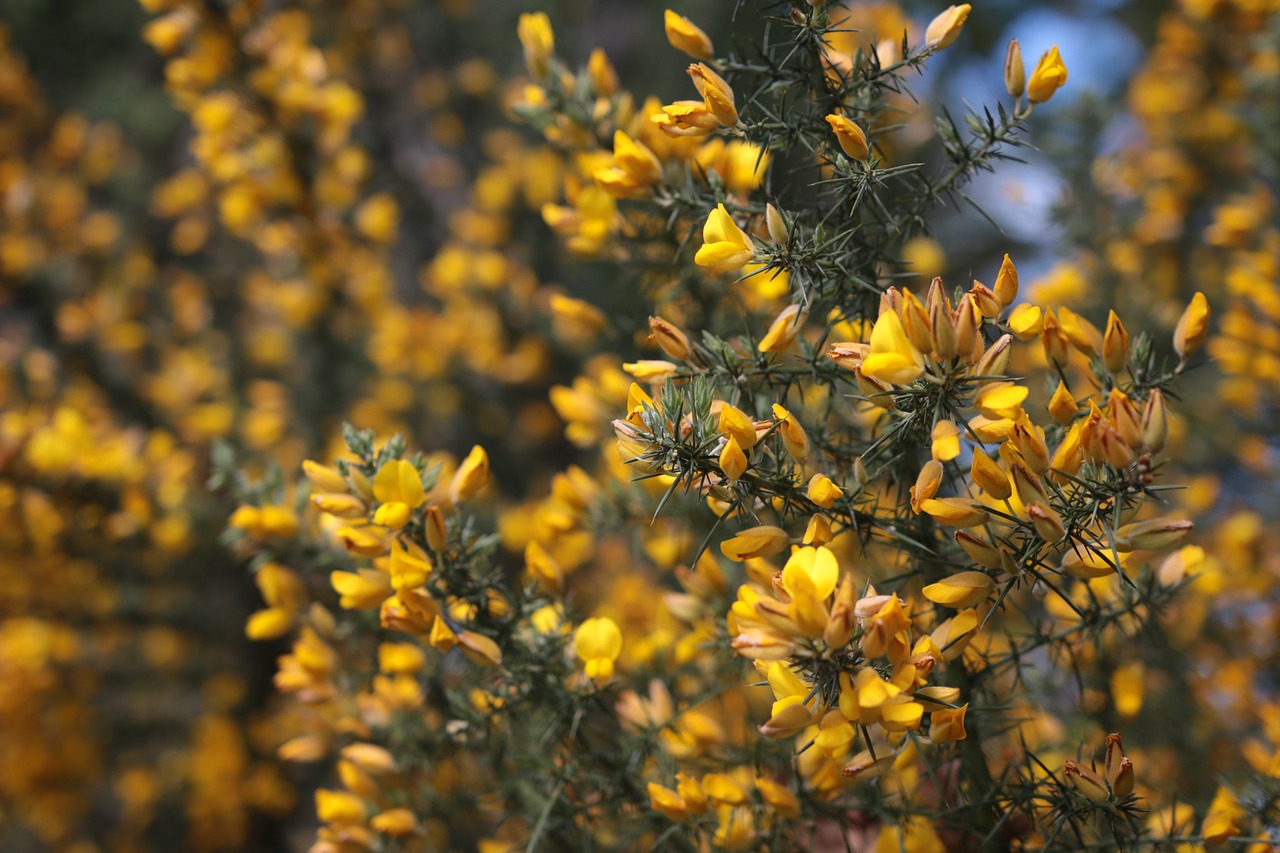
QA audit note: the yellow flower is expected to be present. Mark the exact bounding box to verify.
[694,204,755,272]
[758,304,808,353]
[651,100,720,137]
[929,703,968,743]
[687,63,738,126]
[450,445,490,503]
[1173,291,1210,361]
[1027,45,1068,104]
[861,310,924,385]
[575,616,622,681]
[517,12,555,78]
[720,525,790,561]
[824,114,868,161]
[923,571,994,609]
[664,10,714,60]
[719,435,748,483]
[931,419,961,462]
[807,474,844,508]
[924,4,971,50]
[372,459,425,530]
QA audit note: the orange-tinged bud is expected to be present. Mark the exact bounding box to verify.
[664,10,714,60]
[1011,418,1051,473]
[1004,40,1025,98]
[1010,459,1049,506]
[1173,291,1210,361]
[929,293,958,359]
[1098,425,1135,468]
[824,575,857,648]
[1027,502,1066,543]
[974,334,1015,380]
[1028,45,1068,104]
[954,295,982,361]
[1114,517,1193,552]
[955,530,1005,570]
[1108,389,1143,449]
[969,281,1002,318]
[971,451,1012,500]
[1110,757,1135,798]
[1103,310,1130,373]
[857,368,896,408]
[925,4,971,50]
[825,114,870,161]
[1064,760,1109,803]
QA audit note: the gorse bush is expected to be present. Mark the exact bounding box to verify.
[3,0,1280,851]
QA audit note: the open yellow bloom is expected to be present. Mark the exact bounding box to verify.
[861,310,924,385]
[694,204,755,272]
[824,114,868,161]
[575,616,622,681]
[1028,45,1068,103]
[372,459,425,529]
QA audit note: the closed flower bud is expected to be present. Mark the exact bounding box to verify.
[1108,389,1144,449]
[974,334,1015,380]
[1028,45,1068,104]
[1173,291,1210,361]
[807,474,844,508]
[954,295,983,361]
[312,492,367,518]
[304,460,350,493]
[971,451,1012,500]
[1010,460,1049,506]
[1004,39,1026,98]
[1113,517,1193,552]
[1048,380,1078,425]
[1027,501,1066,543]
[1041,310,1071,365]
[1057,306,1102,356]
[664,10,714,60]
[923,571,993,609]
[1102,310,1130,373]
[925,4,971,50]
[955,530,1005,570]
[759,304,808,352]
[1141,388,1168,452]
[900,290,934,353]
[919,497,990,527]
[719,435,748,483]
[994,253,1019,307]
[649,316,692,360]
[929,291,958,359]
[450,445,490,504]
[765,203,789,245]
[1104,733,1127,788]
[517,12,555,79]
[588,48,619,96]
[825,113,869,161]
[720,525,790,561]
[1007,303,1044,339]
[910,460,944,513]
[1064,760,1110,803]
[969,281,1003,318]
[772,404,810,463]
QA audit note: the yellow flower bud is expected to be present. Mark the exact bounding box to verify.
[664,10,714,60]
[1064,760,1109,803]
[824,113,869,161]
[923,571,994,609]
[517,12,555,78]
[649,315,692,360]
[303,459,349,493]
[719,435,748,483]
[929,703,968,743]
[765,203,789,245]
[720,525,790,561]
[450,445,490,504]
[970,452,1012,501]
[994,253,1019,307]
[687,63,738,126]
[1004,39,1025,98]
[1114,517,1194,552]
[919,497,990,527]
[1048,381,1078,425]
[759,304,808,353]
[931,419,961,462]
[925,4,971,50]
[1173,291,1210,361]
[807,474,844,508]
[1103,310,1130,373]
